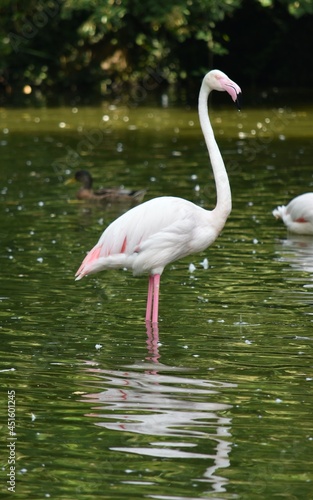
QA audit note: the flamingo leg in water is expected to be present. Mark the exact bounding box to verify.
[145,275,154,322]
[145,274,161,323]
[152,274,160,324]
[145,320,160,364]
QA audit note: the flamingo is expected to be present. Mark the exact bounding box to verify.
[66,169,146,203]
[272,193,313,235]
[75,69,242,324]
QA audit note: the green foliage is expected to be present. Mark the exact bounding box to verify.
[0,0,242,95]
[0,0,313,97]
[258,0,313,17]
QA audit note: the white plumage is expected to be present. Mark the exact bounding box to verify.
[273,193,313,235]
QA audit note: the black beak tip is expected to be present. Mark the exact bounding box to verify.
[235,92,242,111]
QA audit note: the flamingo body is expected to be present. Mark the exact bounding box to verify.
[75,69,242,323]
[75,196,223,279]
[273,193,313,235]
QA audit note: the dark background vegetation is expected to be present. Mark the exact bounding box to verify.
[1,0,313,103]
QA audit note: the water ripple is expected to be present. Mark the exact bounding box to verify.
[80,361,236,494]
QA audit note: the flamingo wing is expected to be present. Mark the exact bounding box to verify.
[287,193,313,223]
[75,196,216,279]
[273,193,313,235]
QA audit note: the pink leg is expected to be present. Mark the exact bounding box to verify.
[145,275,154,321]
[146,320,160,364]
[152,274,160,324]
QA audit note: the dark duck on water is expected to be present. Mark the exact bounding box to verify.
[66,170,146,204]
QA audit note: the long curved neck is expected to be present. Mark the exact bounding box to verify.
[198,82,232,222]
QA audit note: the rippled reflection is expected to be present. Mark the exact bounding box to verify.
[80,349,236,496]
[275,234,313,277]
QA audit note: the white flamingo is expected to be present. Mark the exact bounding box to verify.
[75,69,242,323]
[273,193,313,235]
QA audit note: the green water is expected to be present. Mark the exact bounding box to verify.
[1,97,313,499]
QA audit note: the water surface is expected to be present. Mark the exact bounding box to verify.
[1,98,313,499]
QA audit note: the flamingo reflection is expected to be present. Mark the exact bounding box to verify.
[275,234,313,279]
[80,359,236,495]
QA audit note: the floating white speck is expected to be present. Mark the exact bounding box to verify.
[194,184,200,192]
[38,201,45,207]
[189,263,196,273]
[31,413,36,421]
[275,398,283,403]
[253,238,258,244]
[95,344,103,350]
[37,257,43,263]
[200,258,209,269]
[245,339,252,344]
[58,122,66,128]
[102,114,110,122]
[197,296,208,303]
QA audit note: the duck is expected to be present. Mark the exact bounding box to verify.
[272,192,313,235]
[66,170,146,203]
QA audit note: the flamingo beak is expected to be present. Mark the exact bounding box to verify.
[219,77,242,110]
[235,91,242,111]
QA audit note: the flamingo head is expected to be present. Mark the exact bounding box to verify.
[205,70,242,109]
